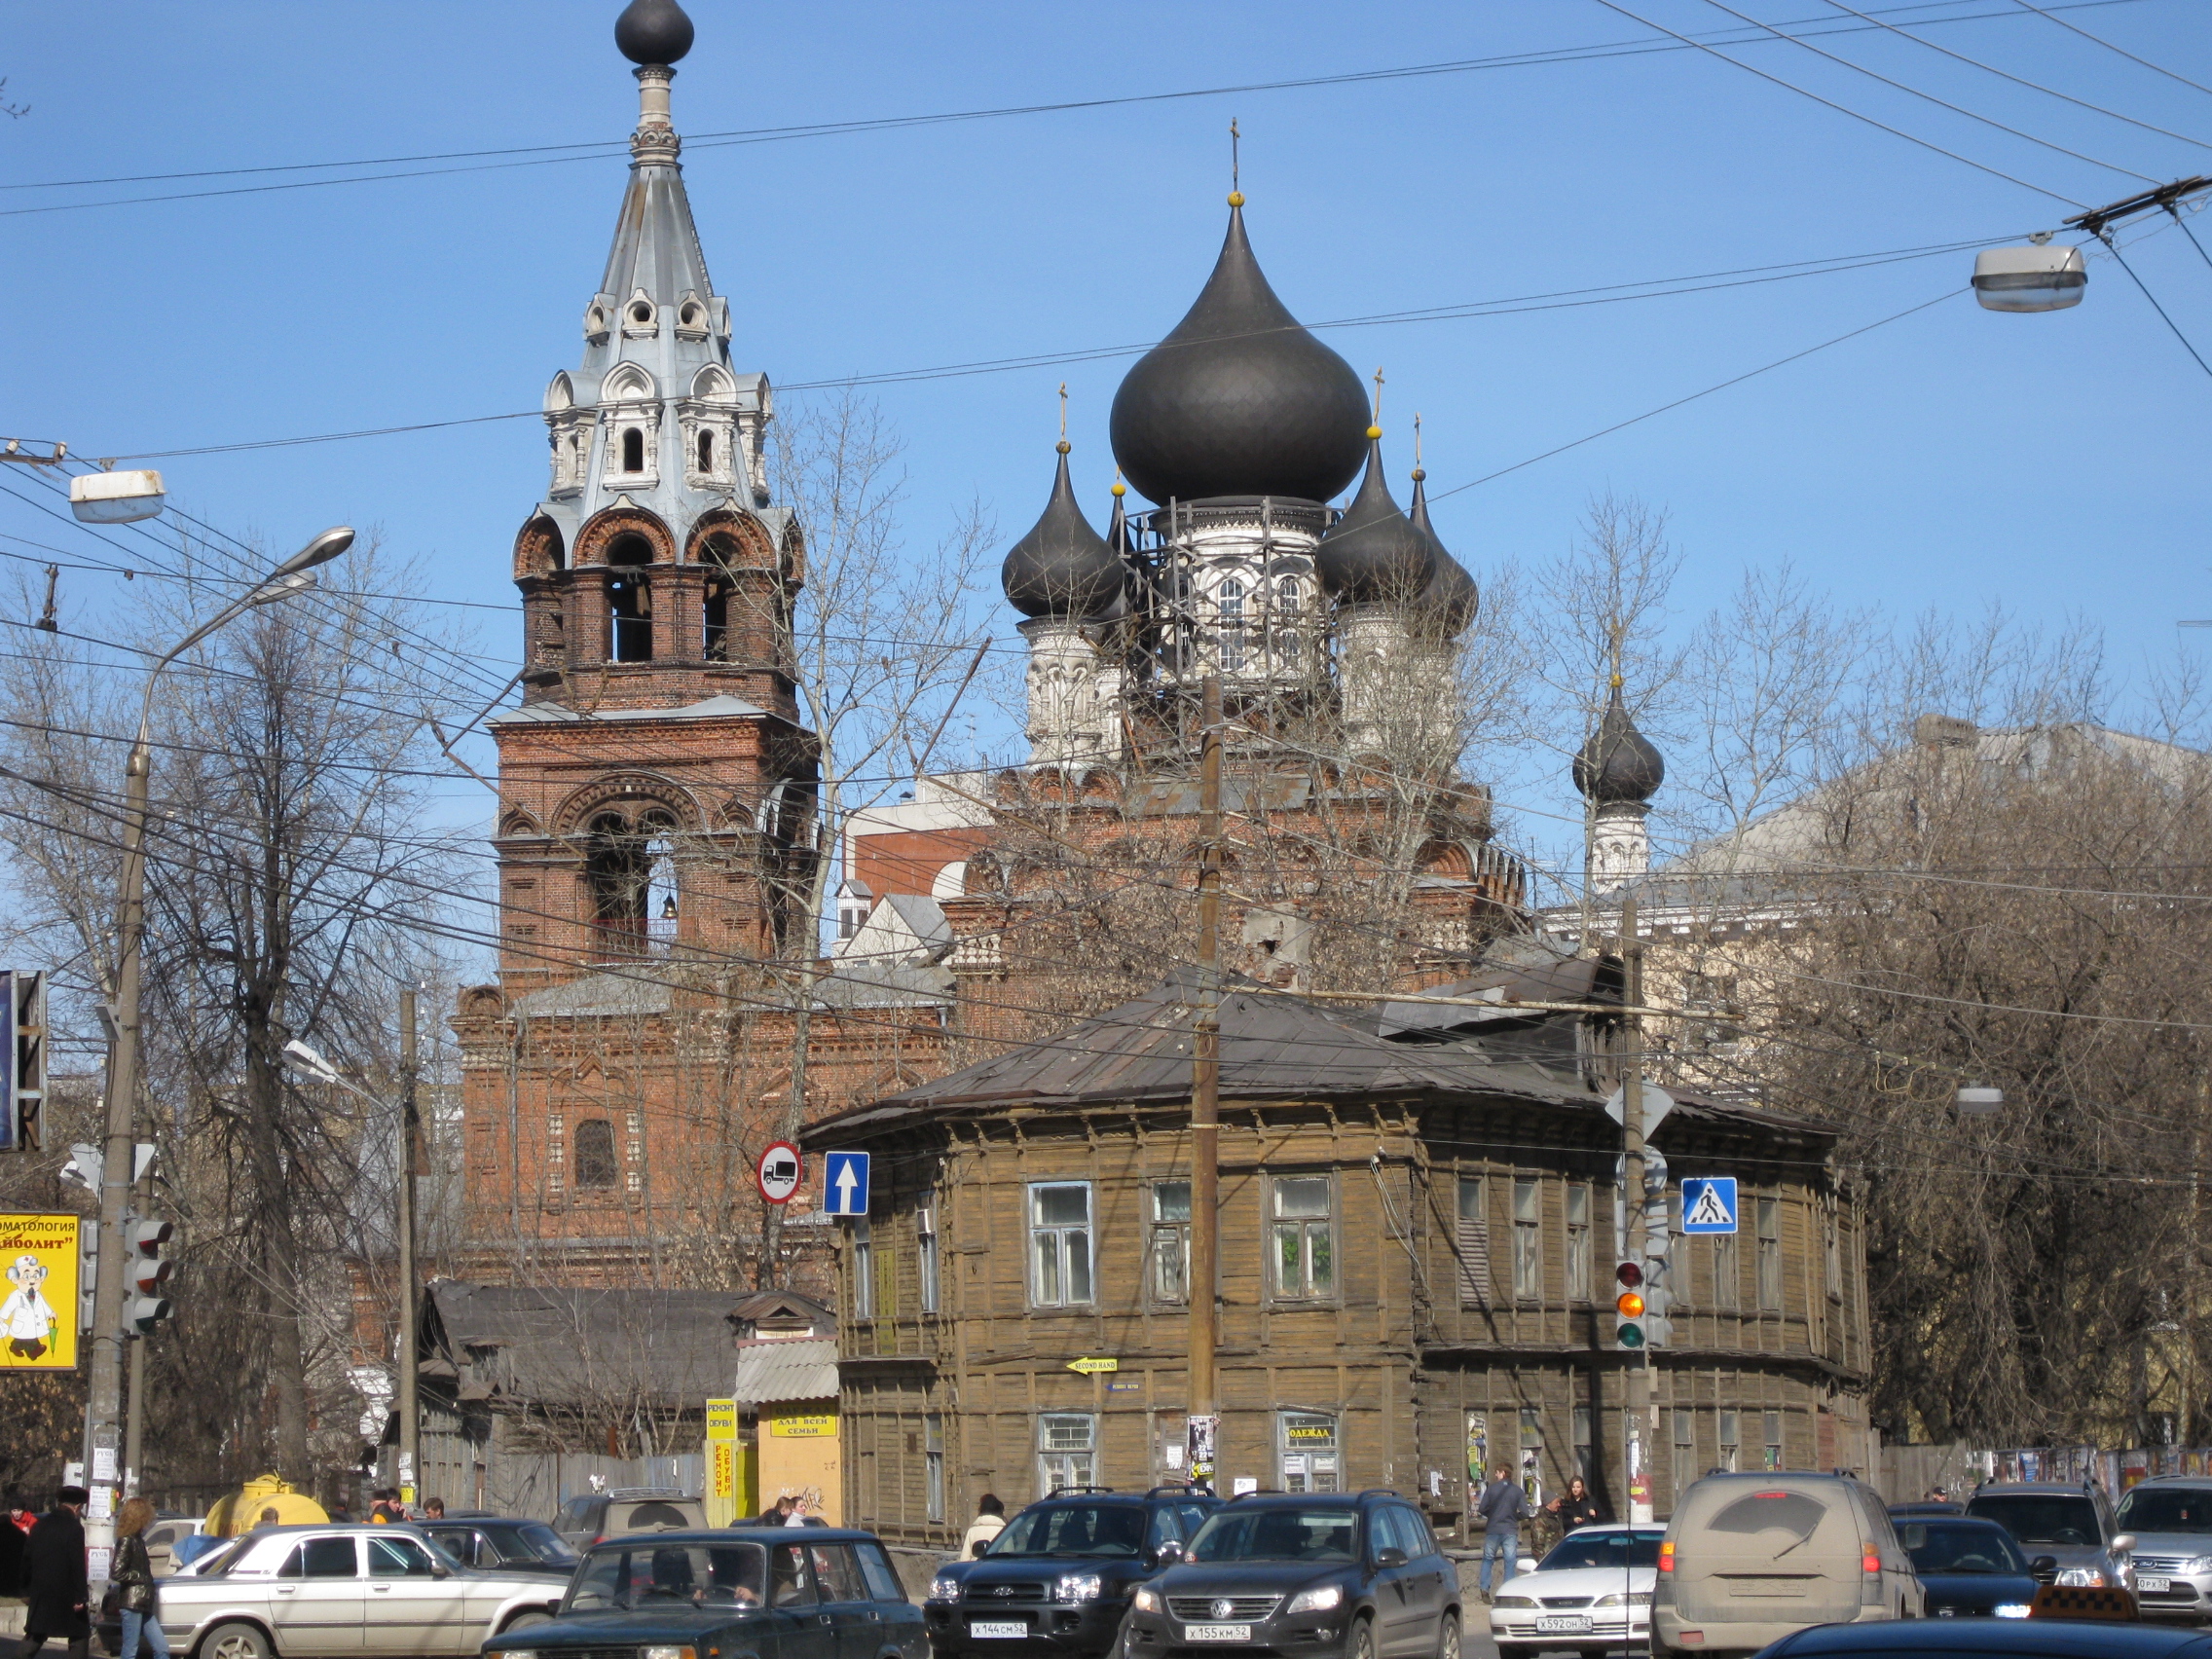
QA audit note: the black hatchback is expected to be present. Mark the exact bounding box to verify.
[1124,1492,1461,1659]
[928,1487,1219,1659]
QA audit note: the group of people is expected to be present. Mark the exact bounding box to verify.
[1474,1465,1608,1599]
[753,1491,819,1527]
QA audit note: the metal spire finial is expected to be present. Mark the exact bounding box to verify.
[1366,367,1384,440]
[1412,412,1424,481]
[1227,118,1244,207]
[1056,383,1070,454]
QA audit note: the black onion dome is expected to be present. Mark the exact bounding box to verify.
[1109,204,1370,505]
[1409,472,1478,636]
[1573,685,1666,804]
[1315,439,1436,603]
[1001,447,1125,620]
[615,0,694,64]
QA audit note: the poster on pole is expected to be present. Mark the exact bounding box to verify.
[0,1213,80,1369]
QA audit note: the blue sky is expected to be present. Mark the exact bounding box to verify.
[6,0,2210,854]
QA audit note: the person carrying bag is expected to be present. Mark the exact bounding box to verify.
[113,1498,170,1659]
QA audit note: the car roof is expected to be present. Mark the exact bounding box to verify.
[1972,1483,2099,1494]
[2128,1477,2212,1489]
[1217,1492,1377,1508]
[1770,1619,2212,1656]
[586,1528,882,1546]
[1894,1515,2012,1530]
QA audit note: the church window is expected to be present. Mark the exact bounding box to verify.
[630,300,653,324]
[1276,575,1301,613]
[607,535,655,662]
[622,427,645,474]
[1221,635,1245,674]
[586,809,678,950]
[680,299,706,330]
[574,1120,617,1188]
[697,429,714,472]
[1218,578,1244,620]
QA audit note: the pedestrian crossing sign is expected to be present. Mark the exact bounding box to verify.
[1681,1177,1739,1235]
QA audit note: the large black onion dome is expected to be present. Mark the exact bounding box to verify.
[1109,204,1370,505]
[1408,472,1477,636]
[1315,439,1436,603]
[1002,447,1125,620]
[1573,684,1666,804]
[616,0,694,64]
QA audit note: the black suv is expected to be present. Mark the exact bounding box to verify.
[1125,1491,1461,1659]
[928,1486,1219,1659]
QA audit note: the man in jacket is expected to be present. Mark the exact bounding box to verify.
[1475,1466,1532,1601]
[21,1486,90,1659]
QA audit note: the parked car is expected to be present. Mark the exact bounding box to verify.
[139,1523,563,1659]
[926,1486,1218,1659]
[1751,1618,2212,1659]
[1896,1515,2046,1620]
[1651,1471,1923,1656]
[1487,1522,1662,1659]
[1889,1502,1967,1520]
[1124,1490,1462,1659]
[476,1528,923,1659]
[424,1518,583,1581]
[2116,1477,2212,1622]
[1967,1482,2136,1591]
[146,1514,207,1576]
[550,1489,709,1547]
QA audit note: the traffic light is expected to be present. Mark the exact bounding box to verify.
[1615,1259,1646,1349]
[129,1219,174,1334]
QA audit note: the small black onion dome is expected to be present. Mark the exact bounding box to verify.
[1315,438,1436,603]
[616,0,694,64]
[1109,203,1370,505]
[1001,445,1125,620]
[1408,471,1477,636]
[1573,684,1666,804]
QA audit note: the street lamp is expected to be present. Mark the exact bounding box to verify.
[83,526,351,1580]
[1972,242,2088,313]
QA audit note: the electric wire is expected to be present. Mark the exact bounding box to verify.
[2092,228,2212,379]
[1699,0,2160,182]
[0,1,2151,216]
[1591,0,2090,203]
[2009,0,2212,100]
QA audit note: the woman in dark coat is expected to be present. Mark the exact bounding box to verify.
[21,1486,90,1659]
[0,1494,26,1597]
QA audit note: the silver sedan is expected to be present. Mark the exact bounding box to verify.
[154,1525,564,1659]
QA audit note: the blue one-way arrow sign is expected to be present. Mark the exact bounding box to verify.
[823,1150,870,1216]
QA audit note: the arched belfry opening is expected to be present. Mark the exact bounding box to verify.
[607,533,655,661]
[585,805,681,955]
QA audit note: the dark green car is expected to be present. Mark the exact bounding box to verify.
[480,1529,924,1659]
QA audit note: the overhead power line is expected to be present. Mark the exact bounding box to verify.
[2009,0,2212,100]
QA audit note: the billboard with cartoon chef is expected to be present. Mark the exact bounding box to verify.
[0,1213,80,1368]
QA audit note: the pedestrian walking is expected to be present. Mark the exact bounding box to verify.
[114,1498,170,1659]
[0,1493,26,1597]
[1546,1477,1606,1533]
[962,1494,1007,1560]
[20,1487,90,1659]
[1475,1464,1532,1600]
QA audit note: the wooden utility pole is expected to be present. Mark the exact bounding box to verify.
[397,986,421,1509]
[1620,895,1654,1524]
[1187,675,1224,1491]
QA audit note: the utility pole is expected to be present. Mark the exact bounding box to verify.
[397,986,420,1510]
[1186,675,1223,1492]
[1620,894,1654,1525]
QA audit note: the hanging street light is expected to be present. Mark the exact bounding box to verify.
[1973,241,2088,313]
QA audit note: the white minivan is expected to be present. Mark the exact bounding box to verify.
[1653,1472,1923,1655]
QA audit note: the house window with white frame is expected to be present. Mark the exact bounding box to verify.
[1512,1177,1542,1301]
[918,1199,940,1315]
[1271,1175,1334,1300]
[1566,1183,1592,1303]
[1038,1413,1096,1494]
[851,1216,874,1320]
[1153,1181,1191,1304]
[1030,1182,1094,1308]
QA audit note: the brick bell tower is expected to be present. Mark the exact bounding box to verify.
[454,0,820,1284]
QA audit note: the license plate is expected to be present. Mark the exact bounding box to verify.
[1183,1625,1253,1641]
[1537,1616,1594,1635]
[970,1622,1029,1639]
[2141,1576,2173,1593]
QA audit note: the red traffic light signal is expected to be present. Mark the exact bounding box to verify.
[129,1219,174,1325]
[1616,1260,1643,1290]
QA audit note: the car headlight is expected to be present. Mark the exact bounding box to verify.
[2186,1557,2212,1576]
[1995,1604,2032,1619]
[1054,1573,1104,1604]
[1493,1595,1537,1609]
[1286,1586,1343,1615]
[1133,1587,1161,1613]
[498,1651,537,1659]
[642,1648,696,1659]
[929,1577,962,1604]
[1593,1593,1651,1607]
[2054,1568,2106,1588]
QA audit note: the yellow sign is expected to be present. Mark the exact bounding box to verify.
[770,1412,837,1439]
[0,1213,78,1370]
[1286,1424,1336,1444]
[1067,1357,1119,1375]
[710,1440,738,1498]
[706,1398,737,1441]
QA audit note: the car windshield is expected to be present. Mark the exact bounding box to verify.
[1968,1495,2101,1548]
[1900,1524,2030,1575]
[516,1523,580,1563]
[195,1539,255,1577]
[990,1506,1147,1558]
[565,1543,768,1611]
[2118,1491,2212,1535]
[1538,1530,1664,1571]
[1189,1509,1358,1564]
